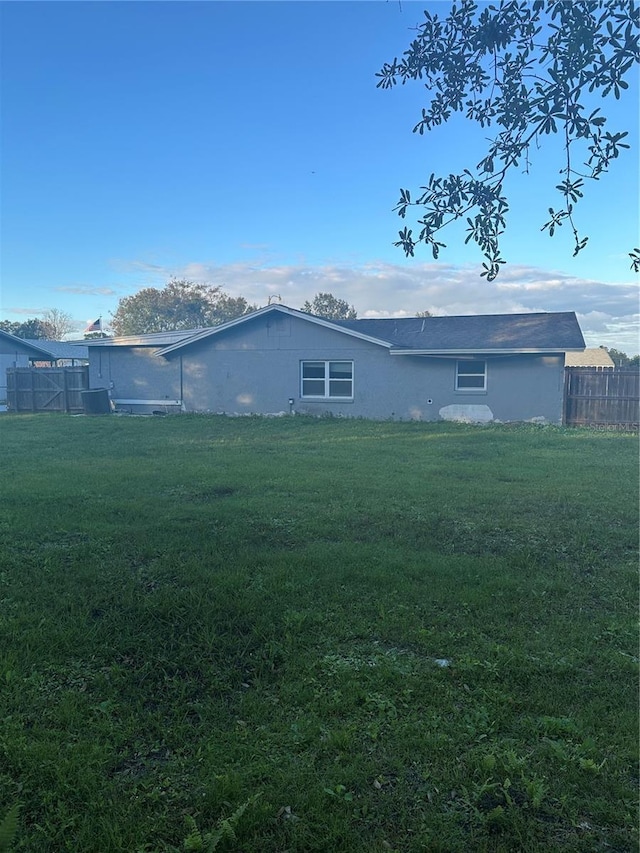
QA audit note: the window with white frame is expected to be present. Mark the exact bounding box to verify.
[301,360,353,399]
[456,359,487,390]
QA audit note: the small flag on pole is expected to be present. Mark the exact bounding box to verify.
[84,318,102,333]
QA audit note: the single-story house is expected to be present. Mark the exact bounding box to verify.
[565,347,615,369]
[0,331,88,404]
[81,305,585,423]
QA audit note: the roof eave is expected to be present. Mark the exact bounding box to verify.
[81,332,197,347]
[390,347,585,356]
[0,331,57,358]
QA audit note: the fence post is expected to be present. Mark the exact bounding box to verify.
[562,367,570,426]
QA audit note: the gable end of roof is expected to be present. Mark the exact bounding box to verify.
[156,304,394,356]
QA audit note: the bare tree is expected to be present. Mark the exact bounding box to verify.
[41,308,76,340]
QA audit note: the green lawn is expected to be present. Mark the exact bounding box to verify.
[0,414,637,852]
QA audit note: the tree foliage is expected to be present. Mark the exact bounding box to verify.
[111,279,257,336]
[0,311,75,340]
[377,0,639,279]
[605,346,640,367]
[301,292,358,320]
[0,318,50,339]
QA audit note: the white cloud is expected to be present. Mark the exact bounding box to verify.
[110,259,167,275]
[3,306,51,316]
[56,286,118,296]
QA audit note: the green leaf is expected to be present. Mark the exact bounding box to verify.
[0,805,20,852]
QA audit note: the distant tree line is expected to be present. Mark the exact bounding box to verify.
[0,319,48,339]
[0,282,432,340]
[0,309,75,340]
[110,283,364,334]
[110,282,436,331]
[108,281,359,334]
[605,347,640,368]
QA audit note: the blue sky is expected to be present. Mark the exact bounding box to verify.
[1,1,638,352]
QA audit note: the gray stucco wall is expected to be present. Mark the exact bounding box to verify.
[88,345,182,410]
[88,313,566,422]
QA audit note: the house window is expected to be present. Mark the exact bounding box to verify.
[456,359,487,390]
[301,361,353,399]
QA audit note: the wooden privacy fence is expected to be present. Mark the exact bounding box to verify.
[6,367,89,413]
[564,368,640,429]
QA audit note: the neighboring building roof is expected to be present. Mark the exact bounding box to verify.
[0,331,54,358]
[23,339,89,360]
[565,347,615,368]
[0,330,88,361]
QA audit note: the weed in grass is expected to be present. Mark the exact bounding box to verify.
[178,794,262,852]
[0,805,20,851]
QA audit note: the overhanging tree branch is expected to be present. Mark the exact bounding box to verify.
[377,0,639,279]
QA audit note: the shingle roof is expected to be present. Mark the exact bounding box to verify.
[82,306,585,355]
[0,332,53,358]
[0,330,89,360]
[23,339,89,360]
[565,347,615,367]
[332,311,585,352]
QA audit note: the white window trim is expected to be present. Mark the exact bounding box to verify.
[455,359,487,391]
[300,360,354,400]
